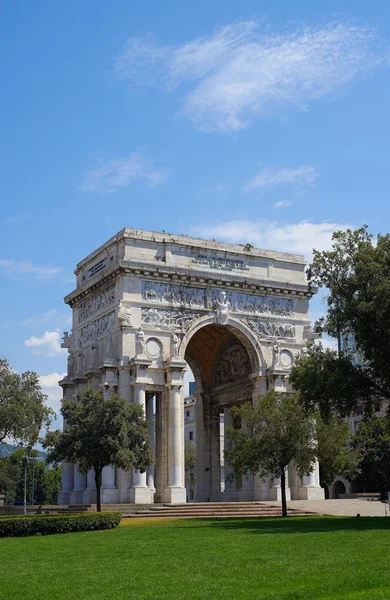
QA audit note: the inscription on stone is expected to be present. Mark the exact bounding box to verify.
[192,254,249,272]
[88,258,107,279]
[78,284,115,323]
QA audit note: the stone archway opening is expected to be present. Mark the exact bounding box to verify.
[183,323,258,502]
[333,480,346,499]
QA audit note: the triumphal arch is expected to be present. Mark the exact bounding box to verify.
[58,228,324,505]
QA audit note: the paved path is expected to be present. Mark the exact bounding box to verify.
[284,499,388,517]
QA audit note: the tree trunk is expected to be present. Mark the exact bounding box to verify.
[281,470,287,518]
[94,468,102,513]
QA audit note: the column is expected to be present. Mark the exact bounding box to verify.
[146,394,155,495]
[221,407,238,501]
[298,460,324,500]
[210,407,221,502]
[195,393,210,502]
[116,468,131,503]
[83,469,97,504]
[163,384,186,503]
[239,417,254,501]
[269,469,291,502]
[129,383,151,503]
[58,462,74,505]
[70,465,87,504]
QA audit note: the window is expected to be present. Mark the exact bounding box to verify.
[189,431,193,441]
[186,410,190,418]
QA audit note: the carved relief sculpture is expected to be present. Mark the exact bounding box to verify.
[68,351,75,376]
[141,308,202,334]
[141,280,294,318]
[215,291,230,325]
[170,333,180,358]
[242,317,295,341]
[105,335,115,361]
[273,343,280,368]
[213,344,250,386]
[90,343,98,368]
[79,311,116,344]
[117,299,133,327]
[78,285,115,323]
[135,327,146,355]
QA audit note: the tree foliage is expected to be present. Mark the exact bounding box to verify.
[290,345,378,420]
[225,392,317,517]
[0,448,61,505]
[350,416,390,496]
[292,226,390,417]
[43,387,152,511]
[315,412,350,487]
[0,358,53,446]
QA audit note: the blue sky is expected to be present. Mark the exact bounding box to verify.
[1,1,389,425]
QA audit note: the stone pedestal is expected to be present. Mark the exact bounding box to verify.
[83,469,97,504]
[129,485,154,504]
[269,475,291,501]
[70,466,86,504]
[162,485,187,504]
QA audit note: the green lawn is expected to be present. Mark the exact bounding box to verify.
[1,516,390,600]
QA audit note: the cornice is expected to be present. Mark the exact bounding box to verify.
[65,259,315,307]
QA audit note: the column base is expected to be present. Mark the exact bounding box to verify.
[69,490,85,504]
[100,488,119,504]
[162,485,186,504]
[58,491,71,505]
[83,489,97,504]
[298,486,325,500]
[269,485,291,502]
[128,485,154,504]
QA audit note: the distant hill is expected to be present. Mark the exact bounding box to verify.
[0,443,47,460]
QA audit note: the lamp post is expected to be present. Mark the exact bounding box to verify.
[22,455,28,516]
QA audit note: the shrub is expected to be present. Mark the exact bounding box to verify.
[0,512,122,537]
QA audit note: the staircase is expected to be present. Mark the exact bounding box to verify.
[125,502,315,519]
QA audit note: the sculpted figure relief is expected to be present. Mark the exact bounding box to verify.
[216,291,230,325]
[141,280,294,317]
[105,335,115,361]
[136,327,146,355]
[67,351,75,376]
[170,333,180,358]
[117,299,133,327]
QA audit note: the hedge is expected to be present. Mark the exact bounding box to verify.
[0,512,122,537]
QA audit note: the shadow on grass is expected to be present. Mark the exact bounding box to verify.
[174,516,390,535]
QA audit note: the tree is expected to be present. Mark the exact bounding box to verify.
[315,412,350,487]
[350,416,390,497]
[290,226,390,419]
[0,358,53,446]
[290,345,378,420]
[0,448,60,505]
[225,392,317,517]
[185,442,196,501]
[43,386,152,511]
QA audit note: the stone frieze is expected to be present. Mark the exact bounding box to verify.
[78,284,115,323]
[141,281,294,317]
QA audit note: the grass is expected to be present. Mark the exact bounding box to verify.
[1,516,390,599]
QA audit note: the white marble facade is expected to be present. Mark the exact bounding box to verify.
[58,228,324,505]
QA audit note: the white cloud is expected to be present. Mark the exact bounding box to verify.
[245,165,317,191]
[115,21,383,131]
[0,260,62,280]
[79,150,169,193]
[25,331,66,358]
[190,219,350,259]
[273,200,295,209]
[39,372,66,415]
